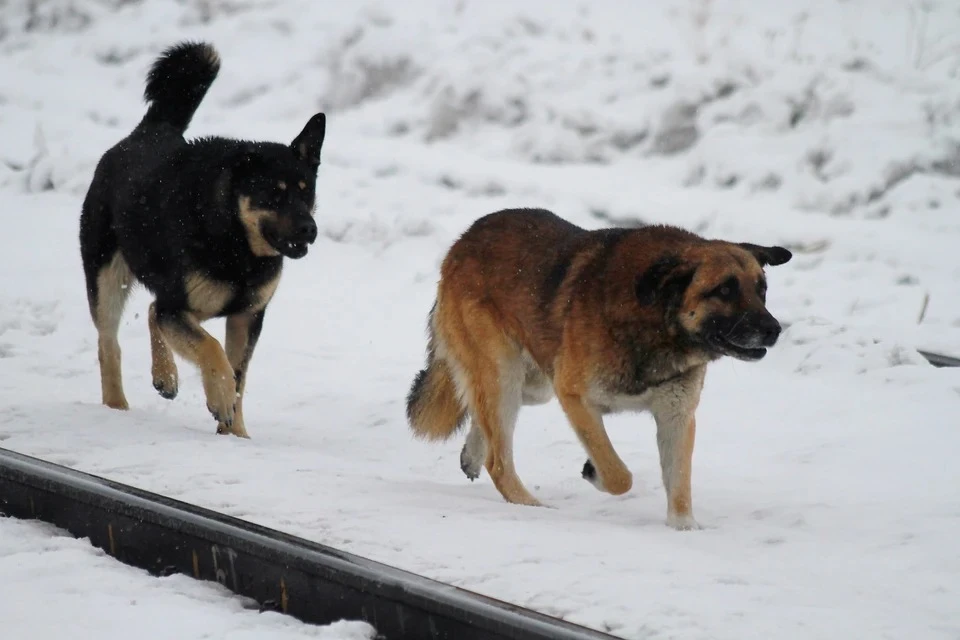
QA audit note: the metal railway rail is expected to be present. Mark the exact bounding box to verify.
[0,447,619,640]
[919,350,960,368]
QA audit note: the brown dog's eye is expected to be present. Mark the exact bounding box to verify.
[708,277,739,301]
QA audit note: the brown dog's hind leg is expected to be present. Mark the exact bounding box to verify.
[216,310,265,438]
[149,301,178,400]
[154,307,236,429]
[476,356,539,506]
[443,302,541,506]
[459,420,486,481]
[650,365,706,530]
[89,253,134,410]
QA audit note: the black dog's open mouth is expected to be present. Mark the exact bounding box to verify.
[278,240,310,259]
[710,335,767,361]
[263,227,311,259]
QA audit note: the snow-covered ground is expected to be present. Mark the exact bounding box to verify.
[1,1,959,638]
[0,516,376,639]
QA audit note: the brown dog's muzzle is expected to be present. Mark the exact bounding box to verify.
[703,309,783,361]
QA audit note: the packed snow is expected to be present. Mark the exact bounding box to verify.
[0,516,376,639]
[1,1,959,639]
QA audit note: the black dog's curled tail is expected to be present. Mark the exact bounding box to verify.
[141,41,220,135]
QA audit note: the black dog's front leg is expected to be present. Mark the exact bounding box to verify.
[219,309,265,438]
[156,306,237,428]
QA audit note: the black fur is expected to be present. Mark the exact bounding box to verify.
[581,459,596,481]
[592,228,634,273]
[142,41,220,134]
[635,255,696,308]
[541,255,574,310]
[737,243,793,267]
[405,367,430,424]
[406,301,436,424]
[79,40,327,427]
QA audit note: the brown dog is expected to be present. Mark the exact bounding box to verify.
[406,208,791,529]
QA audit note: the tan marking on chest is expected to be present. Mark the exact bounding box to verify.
[248,272,282,313]
[238,195,281,257]
[185,272,234,320]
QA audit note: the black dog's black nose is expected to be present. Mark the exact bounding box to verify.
[293,217,318,244]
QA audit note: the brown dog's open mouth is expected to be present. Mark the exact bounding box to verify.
[711,336,767,361]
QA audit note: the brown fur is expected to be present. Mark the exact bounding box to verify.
[157,309,237,428]
[406,353,467,441]
[219,313,254,438]
[238,196,282,257]
[406,208,791,528]
[148,302,178,400]
[184,272,234,319]
[93,253,134,410]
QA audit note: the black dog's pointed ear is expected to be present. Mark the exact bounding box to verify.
[738,242,792,267]
[636,255,695,307]
[291,112,326,167]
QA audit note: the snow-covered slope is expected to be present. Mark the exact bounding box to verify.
[1,2,958,639]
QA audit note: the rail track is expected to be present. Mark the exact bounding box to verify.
[0,447,620,640]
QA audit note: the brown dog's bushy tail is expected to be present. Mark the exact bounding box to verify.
[406,304,467,440]
[140,41,220,135]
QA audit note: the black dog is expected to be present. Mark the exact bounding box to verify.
[79,41,326,438]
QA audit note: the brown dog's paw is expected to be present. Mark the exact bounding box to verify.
[582,459,596,481]
[582,459,632,495]
[152,372,178,400]
[104,397,130,411]
[216,418,250,439]
[460,443,483,481]
[666,512,702,531]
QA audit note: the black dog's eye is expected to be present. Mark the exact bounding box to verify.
[267,187,287,206]
[757,279,767,301]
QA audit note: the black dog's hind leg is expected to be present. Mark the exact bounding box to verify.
[80,180,135,410]
[81,229,133,409]
[148,302,179,400]
[154,305,237,429]
[85,252,133,410]
[218,310,266,438]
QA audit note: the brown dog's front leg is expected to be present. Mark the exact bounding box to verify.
[650,365,706,530]
[554,382,633,496]
[656,412,699,530]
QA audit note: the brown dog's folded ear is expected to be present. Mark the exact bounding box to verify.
[738,243,792,267]
[291,112,326,167]
[636,255,695,307]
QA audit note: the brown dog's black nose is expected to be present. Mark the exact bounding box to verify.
[293,217,318,244]
[758,315,782,345]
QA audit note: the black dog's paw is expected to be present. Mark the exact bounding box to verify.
[581,459,596,482]
[153,378,178,400]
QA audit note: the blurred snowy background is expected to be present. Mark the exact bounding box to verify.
[0,1,959,639]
